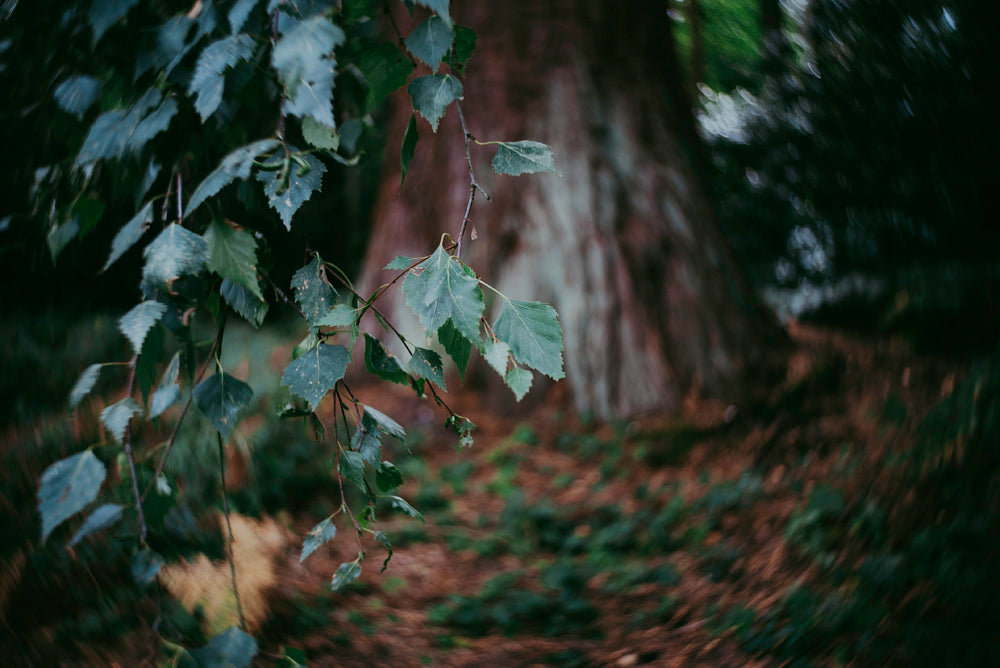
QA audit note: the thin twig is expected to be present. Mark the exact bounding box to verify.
[366,254,430,306]
[323,263,461,417]
[141,310,229,501]
[455,100,490,260]
[175,173,183,225]
[122,354,149,543]
[333,395,365,549]
[217,432,247,631]
[381,0,416,66]
[268,274,305,319]
[161,172,174,223]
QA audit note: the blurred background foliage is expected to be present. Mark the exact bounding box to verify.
[689,0,1000,351]
[1,0,999,665]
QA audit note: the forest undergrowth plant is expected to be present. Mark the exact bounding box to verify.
[29,0,564,658]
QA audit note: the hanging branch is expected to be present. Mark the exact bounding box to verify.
[174,172,184,226]
[454,99,490,260]
[141,309,229,502]
[122,353,149,543]
[450,43,491,261]
[217,432,247,631]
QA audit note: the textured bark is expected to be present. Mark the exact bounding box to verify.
[358,0,779,420]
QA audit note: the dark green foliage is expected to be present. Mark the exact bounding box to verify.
[702,0,1000,350]
[428,562,598,637]
[7,0,556,658]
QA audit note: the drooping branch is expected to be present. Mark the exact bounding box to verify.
[122,353,148,544]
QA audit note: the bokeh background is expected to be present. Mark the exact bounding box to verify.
[1,1,998,666]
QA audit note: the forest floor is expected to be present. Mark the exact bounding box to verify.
[1,322,988,667]
[235,323,962,667]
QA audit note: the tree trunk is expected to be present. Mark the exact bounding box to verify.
[358,0,779,420]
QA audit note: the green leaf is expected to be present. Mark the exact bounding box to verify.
[69,364,102,409]
[103,201,152,272]
[351,423,381,466]
[491,140,558,175]
[437,319,471,379]
[330,560,361,591]
[385,255,417,271]
[140,15,194,77]
[414,0,451,26]
[300,518,337,562]
[47,219,79,262]
[376,461,403,492]
[363,334,409,386]
[402,243,484,344]
[339,450,366,490]
[189,34,256,121]
[408,347,445,390]
[130,98,178,151]
[386,495,424,522]
[228,0,259,33]
[190,627,258,668]
[68,503,123,547]
[405,16,453,70]
[136,322,164,407]
[302,116,340,150]
[139,159,161,201]
[407,74,462,132]
[74,90,153,165]
[194,373,254,440]
[400,114,418,187]
[492,298,565,379]
[89,0,140,43]
[221,278,268,328]
[504,365,533,401]
[54,75,101,119]
[483,339,511,377]
[118,300,167,355]
[272,15,344,127]
[186,139,281,216]
[149,383,179,420]
[204,220,262,299]
[452,25,477,74]
[132,549,164,586]
[141,223,210,292]
[37,451,106,542]
[357,42,413,113]
[100,398,142,441]
[291,255,336,327]
[315,304,357,328]
[71,197,106,238]
[255,148,326,230]
[149,351,181,419]
[281,344,350,410]
[445,414,475,448]
[364,405,405,441]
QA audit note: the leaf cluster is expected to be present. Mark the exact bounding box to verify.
[23,0,565,656]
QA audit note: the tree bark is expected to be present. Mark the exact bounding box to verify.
[358,0,780,420]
